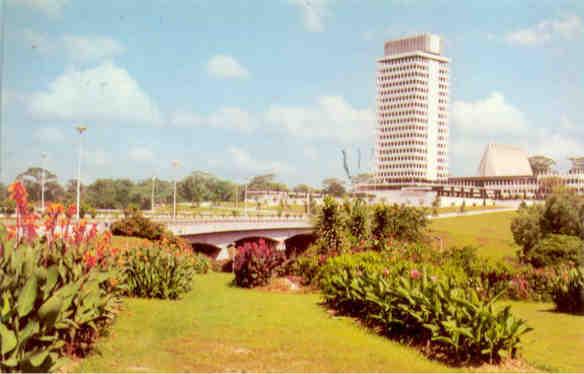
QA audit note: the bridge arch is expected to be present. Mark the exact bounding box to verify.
[284,233,317,257]
[191,242,223,258]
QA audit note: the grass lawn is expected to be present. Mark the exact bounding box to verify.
[430,211,519,261]
[76,273,452,373]
[506,301,584,372]
[435,205,503,214]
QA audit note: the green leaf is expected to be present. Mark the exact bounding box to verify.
[44,266,59,295]
[1,292,10,319]
[29,349,50,367]
[17,276,38,317]
[18,320,40,346]
[0,322,17,355]
[38,294,64,327]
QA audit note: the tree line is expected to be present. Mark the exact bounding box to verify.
[0,169,354,212]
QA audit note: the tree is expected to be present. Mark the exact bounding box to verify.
[293,184,313,193]
[248,174,288,191]
[511,204,544,260]
[16,167,64,202]
[529,155,555,175]
[322,178,346,197]
[352,173,374,185]
[511,189,584,265]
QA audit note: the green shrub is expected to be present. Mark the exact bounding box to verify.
[192,253,211,274]
[319,252,532,364]
[313,196,346,255]
[344,199,369,247]
[110,208,166,241]
[526,234,583,268]
[233,240,284,288]
[121,244,196,299]
[0,240,119,372]
[551,267,584,314]
[371,204,427,248]
[511,190,584,265]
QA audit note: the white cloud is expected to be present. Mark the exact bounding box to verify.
[29,61,163,126]
[207,55,250,79]
[23,29,55,54]
[505,14,583,46]
[228,147,293,174]
[304,146,319,160]
[170,107,254,131]
[62,35,125,62]
[23,30,125,63]
[83,148,110,166]
[451,92,529,136]
[7,0,68,18]
[265,95,374,143]
[33,126,65,143]
[128,147,154,162]
[289,0,331,32]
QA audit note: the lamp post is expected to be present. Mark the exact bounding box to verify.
[75,125,87,220]
[244,182,248,216]
[40,152,47,213]
[151,176,156,213]
[171,160,180,220]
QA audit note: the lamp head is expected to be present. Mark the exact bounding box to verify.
[75,125,87,134]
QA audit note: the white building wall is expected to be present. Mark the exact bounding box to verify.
[426,59,440,181]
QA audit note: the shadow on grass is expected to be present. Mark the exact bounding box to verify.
[537,307,584,316]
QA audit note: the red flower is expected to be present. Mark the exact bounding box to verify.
[410,269,422,280]
[66,204,77,218]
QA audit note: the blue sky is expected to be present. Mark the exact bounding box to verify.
[2,0,583,187]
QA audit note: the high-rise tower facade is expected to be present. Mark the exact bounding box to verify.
[375,34,449,186]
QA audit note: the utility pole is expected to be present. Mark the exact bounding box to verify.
[244,182,248,216]
[75,125,87,220]
[41,152,47,213]
[151,176,156,213]
[172,160,180,220]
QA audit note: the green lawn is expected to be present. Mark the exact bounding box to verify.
[435,205,503,214]
[507,301,584,372]
[76,273,452,372]
[430,211,519,261]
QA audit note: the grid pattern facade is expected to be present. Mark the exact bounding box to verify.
[375,34,450,185]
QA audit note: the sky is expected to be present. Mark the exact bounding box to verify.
[1,0,583,187]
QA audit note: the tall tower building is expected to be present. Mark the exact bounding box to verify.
[375,34,450,186]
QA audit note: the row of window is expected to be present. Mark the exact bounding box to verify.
[379,110,427,118]
[378,102,428,111]
[381,56,429,66]
[377,79,427,89]
[379,162,428,170]
[378,95,427,103]
[379,116,430,124]
[377,71,430,81]
[379,147,427,155]
[379,140,426,147]
[379,87,428,95]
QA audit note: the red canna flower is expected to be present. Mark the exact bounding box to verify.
[410,269,422,280]
[65,204,77,219]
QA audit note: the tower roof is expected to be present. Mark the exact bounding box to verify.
[477,144,533,177]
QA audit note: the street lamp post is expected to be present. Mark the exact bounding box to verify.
[171,160,180,220]
[151,176,156,213]
[244,182,248,216]
[41,152,47,213]
[75,125,87,220]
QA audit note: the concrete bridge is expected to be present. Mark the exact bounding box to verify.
[165,217,315,260]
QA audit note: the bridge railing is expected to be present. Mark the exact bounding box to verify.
[163,216,312,226]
